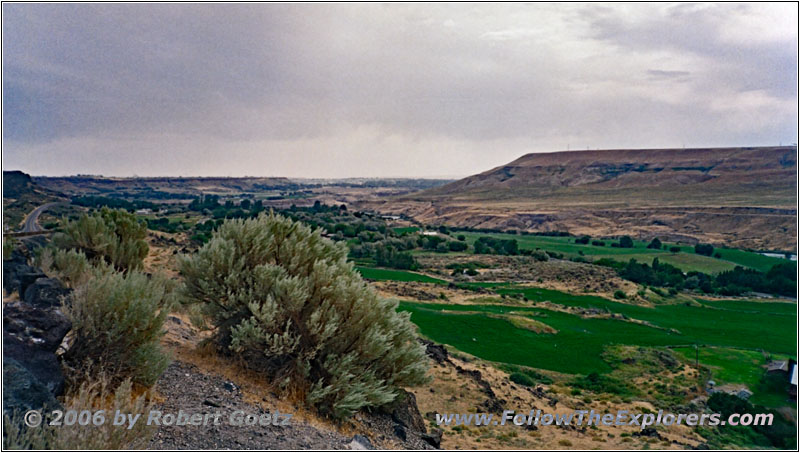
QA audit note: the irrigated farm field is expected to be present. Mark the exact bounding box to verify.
[457,231,787,273]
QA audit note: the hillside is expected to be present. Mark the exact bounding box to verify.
[2,171,65,231]
[361,147,797,250]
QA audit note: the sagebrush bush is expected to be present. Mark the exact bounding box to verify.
[52,207,148,271]
[37,248,93,288]
[3,377,155,450]
[3,236,16,260]
[509,372,535,387]
[62,267,173,387]
[179,213,429,419]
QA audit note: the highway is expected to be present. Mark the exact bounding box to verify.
[19,202,63,233]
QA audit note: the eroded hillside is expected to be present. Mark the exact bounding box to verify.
[360,147,797,250]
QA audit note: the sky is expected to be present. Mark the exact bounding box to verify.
[2,3,797,178]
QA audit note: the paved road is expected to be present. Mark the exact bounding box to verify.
[20,202,63,233]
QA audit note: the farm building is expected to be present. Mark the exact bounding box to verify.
[767,360,789,373]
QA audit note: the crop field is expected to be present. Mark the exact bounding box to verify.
[455,231,792,274]
[355,266,447,284]
[395,280,796,408]
[392,226,420,235]
[400,296,795,370]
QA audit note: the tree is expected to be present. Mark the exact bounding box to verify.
[179,213,429,419]
[448,241,468,252]
[695,243,714,256]
[576,235,591,245]
[618,236,634,248]
[646,238,662,249]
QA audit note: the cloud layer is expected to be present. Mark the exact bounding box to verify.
[3,3,797,177]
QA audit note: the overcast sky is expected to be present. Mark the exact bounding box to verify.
[3,3,797,178]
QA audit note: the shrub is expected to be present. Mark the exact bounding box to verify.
[613,290,627,300]
[591,240,605,246]
[618,236,634,248]
[576,235,591,244]
[571,372,634,396]
[509,372,535,387]
[3,236,16,260]
[646,238,662,249]
[37,248,93,288]
[473,236,518,255]
[695,243,714,256]
[52,208,148,271]
[62,267,172,387]
[179,213,429,419]
[448,241,468,252]
[3,377,155,450]
[669,246,681,253]
[531,250,549,262]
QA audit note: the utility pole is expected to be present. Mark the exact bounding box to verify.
[695,344,699,368]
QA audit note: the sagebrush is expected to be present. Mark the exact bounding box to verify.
[179,212,429,419]
[36,248,93,288]
[62,266,173,387]
[3,377,155,450]
[52,207,148,271]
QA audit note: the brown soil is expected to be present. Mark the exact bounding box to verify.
[410,347,706,450]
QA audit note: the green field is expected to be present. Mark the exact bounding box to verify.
[400,293,795,374]
[456,231,792,274]
[673,346,794,408]
[355,266,447,284]
[392,226,420,235]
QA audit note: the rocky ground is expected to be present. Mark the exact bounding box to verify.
[159,316,437,450]
[149,361,354,449]
[410,341,706,450]
[3,238,72,414]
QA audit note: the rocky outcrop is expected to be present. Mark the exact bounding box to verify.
[388,390,427,434]
[2,246,72,414]
[23,277,71,309]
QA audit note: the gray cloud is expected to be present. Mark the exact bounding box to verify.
[2,3,797,177]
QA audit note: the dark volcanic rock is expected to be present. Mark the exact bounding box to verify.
[350,434,375,450]
[393,424,407,441]
[24,277,71,308]
[2,254,72,414]
[421,428,443,448]
[633,427,663,439]
[16,271,48,297]
[3,301,71,400]
[4,301,72,355]
[420,339,450,365]
[3,358,61,413]
[388,390,427,433]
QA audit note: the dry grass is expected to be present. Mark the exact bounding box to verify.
[409,350,706,450]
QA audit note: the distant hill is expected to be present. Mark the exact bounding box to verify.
[3,170,37,199]
[363,146,797,250]
[3,171,66,231]
[423,146,796,202]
